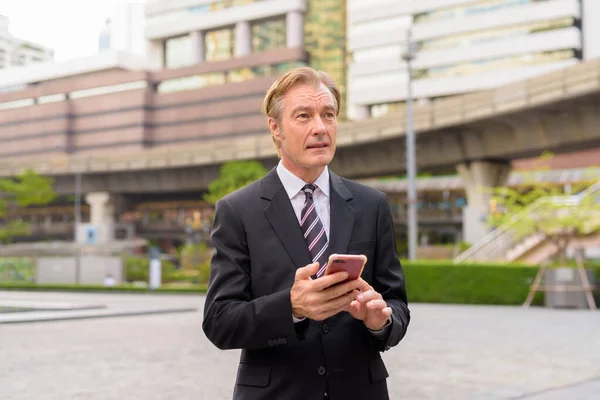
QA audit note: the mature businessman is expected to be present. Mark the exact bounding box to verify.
[202,67,410,400]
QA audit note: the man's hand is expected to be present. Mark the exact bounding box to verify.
[347,279,392,331]
[291,262,362,321]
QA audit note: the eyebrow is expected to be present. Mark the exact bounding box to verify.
[290,104,337,115]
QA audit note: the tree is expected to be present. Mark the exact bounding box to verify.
[0,170,57,243]
[487,175,600,266]
[204,161,268,205]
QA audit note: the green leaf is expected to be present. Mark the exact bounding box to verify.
[0,169,56,243]
[204,161,268,205]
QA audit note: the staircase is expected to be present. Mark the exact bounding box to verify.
[454,180,600,264]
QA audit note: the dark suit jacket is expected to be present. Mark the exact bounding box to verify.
[202,168,410,400]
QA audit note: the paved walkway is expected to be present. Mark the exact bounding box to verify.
[1,291,599,399]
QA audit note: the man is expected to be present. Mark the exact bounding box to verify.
[202,67,410,400]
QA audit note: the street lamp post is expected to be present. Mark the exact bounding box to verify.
[402,28,418,260]
[74,172,82,283]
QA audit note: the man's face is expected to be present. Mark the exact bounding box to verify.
[270,82,337,180]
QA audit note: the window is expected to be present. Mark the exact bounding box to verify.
[252,17,286,52]
[415,49,576,79]
[205,28,233,62]
[165,35,191,68]
[418,17,575,52]
[414,0,547,24]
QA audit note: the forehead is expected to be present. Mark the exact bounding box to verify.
[283,82,335,109]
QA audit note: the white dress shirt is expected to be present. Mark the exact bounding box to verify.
[276,160,330,239]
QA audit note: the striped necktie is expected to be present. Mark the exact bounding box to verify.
[300,184,329,278]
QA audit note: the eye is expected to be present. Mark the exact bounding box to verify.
[324,112,335,118]
[297,113,309,120]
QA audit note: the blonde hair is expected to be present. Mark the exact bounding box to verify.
[261,67,341,155]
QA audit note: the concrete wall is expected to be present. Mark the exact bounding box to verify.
[36,256,124,285]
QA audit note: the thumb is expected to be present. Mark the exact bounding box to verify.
[296,262,319,280]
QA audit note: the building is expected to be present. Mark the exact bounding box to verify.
[98,1,147,56]
[0,15,54,70]
[144,0,347,115]
[347,0,600,119]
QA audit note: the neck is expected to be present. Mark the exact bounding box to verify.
[282,159,325,183]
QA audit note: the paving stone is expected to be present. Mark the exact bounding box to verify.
[1,292,599,399]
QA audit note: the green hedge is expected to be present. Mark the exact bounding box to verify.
[401,260,600,306]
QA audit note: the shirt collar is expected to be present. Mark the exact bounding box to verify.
[276,160,330,200]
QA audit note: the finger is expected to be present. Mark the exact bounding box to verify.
[356,290,382,304]
[346,300,363,316]
[366,299,388,310]
[323,279,363,301]
[312,271,350,291]
[295,262,320,281]
[323,288,358,314]
[355,278,372,292]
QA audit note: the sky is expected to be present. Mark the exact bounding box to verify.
[0,0,128,61]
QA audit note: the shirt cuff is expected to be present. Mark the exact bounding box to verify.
[367,316,392,337]
[293,314,306,323]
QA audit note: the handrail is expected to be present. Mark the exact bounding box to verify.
[454,180,600,263]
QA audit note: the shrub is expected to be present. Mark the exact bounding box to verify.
[125,256,177,283]
[400,260,600,306]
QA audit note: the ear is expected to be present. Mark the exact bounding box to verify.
[268,117,283,141]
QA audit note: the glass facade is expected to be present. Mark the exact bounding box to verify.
[304,0,348,119]
[147,0,264,26]
[158,61,307,93]
[205,27,234,62]
[418,17,576,52]
[252,17,286,52]
[414,49,576,79]
[414,0,548,24]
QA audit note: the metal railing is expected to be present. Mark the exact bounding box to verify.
[454,180,600,263]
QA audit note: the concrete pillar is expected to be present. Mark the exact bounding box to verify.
[189,30,205,64]
[147,40,164,69]
[457,160,511,246]
[286,11,304,48]
[235,21,252,57]
[85,192,115,244]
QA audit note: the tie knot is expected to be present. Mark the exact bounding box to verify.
[302,184,316,199]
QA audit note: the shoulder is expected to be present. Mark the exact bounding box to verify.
[217,178,264,208]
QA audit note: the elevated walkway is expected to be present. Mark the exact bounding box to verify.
[0,58,599,178]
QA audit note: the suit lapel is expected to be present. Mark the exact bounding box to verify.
[262,168,312,269]
[328,172,355,255]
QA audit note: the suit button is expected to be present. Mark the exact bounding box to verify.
[322,324,329,334]
[317,366,326,376]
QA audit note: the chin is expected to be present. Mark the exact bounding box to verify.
[308,154,333,167]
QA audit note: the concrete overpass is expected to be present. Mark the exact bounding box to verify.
[1,57,599,243]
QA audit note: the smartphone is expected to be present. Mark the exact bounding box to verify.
[324,253,367,283]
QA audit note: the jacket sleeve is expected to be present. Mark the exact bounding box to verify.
[370,192,411,352]
[202,197,305,350]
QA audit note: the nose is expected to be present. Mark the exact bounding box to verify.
[311,116,326,135]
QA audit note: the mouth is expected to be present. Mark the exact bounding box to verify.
[306,143,329,149]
